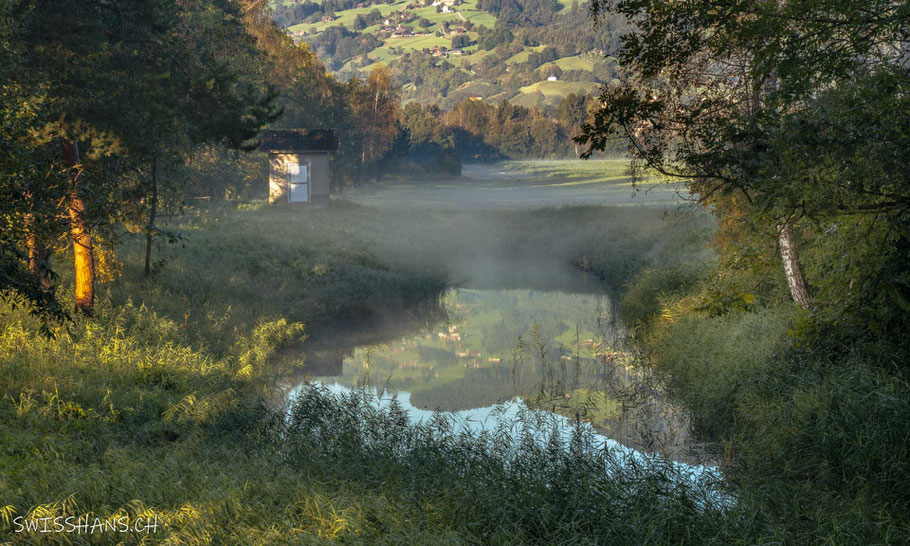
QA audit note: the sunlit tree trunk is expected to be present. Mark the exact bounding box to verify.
[144,159,158,277]
[62,138,94,314]
[776,221,811,308]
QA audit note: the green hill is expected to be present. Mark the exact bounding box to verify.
[272,0,623,108]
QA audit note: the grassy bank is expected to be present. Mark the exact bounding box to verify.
[1,201,724,544]
[616,248,910,542]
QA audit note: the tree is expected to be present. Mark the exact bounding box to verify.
[12,0,278,314]
[452,35,471,49]
[0,11,68,323]
[400,103,461,174]
[350,65,402,176]
[555,93,589,156]
[577,0,910,317]
[540,64,562,80]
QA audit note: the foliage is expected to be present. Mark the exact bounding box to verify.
[442,96,596,159]
[568,4,910,540]
[578,0,910,334]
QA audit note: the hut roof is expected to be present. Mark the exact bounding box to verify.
[258,129,338,152]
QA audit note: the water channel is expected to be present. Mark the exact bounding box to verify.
[284,162,714,475]
[287,284,713,469]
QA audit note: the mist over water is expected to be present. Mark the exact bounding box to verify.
[286,160,709,464]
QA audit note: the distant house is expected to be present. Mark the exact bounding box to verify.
[320,15,335,22]
[547,75,559,81]
[450,48,463,55]
[259,129,338,206]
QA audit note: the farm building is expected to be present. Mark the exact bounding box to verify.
[259,129,338,206]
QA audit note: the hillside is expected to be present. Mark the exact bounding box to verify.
[271,0,625,109]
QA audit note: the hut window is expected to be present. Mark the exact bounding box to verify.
[287,162,310,203]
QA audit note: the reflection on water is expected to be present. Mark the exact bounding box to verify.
[291,287,711,465]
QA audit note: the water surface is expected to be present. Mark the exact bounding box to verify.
[293,287,709,465]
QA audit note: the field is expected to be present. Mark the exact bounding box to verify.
[509,80,602,107]
[505,45,546,65]
[345,159,688,209]
[369,34,459,61]
[288,2,401,35]
[517,80,600,98]
[549,55,596,71]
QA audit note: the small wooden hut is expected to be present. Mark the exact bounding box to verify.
[259,129,338,206]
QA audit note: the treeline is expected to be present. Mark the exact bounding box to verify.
[476,0,561,26]
[0,0,426,317]
[271,1,323,28]
[472,1,624,53]
[375,91,606,180]
[441,95,597,159]
[307,26,382,70]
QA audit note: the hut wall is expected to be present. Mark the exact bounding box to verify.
[268,152,331,206]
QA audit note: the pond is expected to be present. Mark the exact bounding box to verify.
[288,285,713,467]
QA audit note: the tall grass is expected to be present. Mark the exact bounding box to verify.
[0,297,743,544]
[632,275,910,542]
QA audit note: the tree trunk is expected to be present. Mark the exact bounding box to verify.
[776,221,811,308]
[62,138,94,315]
[144,159,158,277]
[25,213,53,293]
